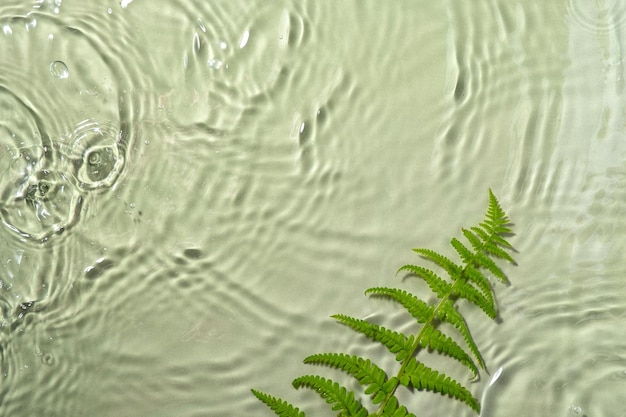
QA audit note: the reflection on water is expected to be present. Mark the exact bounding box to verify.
[1,0,626,416]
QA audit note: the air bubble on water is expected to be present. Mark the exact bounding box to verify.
[50,61,69,79]
[107,8,113,15]
[3,25,12,36]
[572,405,582,414]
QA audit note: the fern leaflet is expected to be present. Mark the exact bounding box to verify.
[251,389,306,417]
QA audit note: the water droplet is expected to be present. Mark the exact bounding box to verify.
[49,61,68,79]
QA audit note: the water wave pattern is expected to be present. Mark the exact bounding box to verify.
[0,239,328,415]
[0,1,374,415]
[0,8,132,244]
[426,1,626,416]
[4,1,626,416]
[566,0,626,35]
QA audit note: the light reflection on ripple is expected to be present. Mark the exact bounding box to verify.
[68,119,126,191]
[434,2,570,195]
[425,3,626,415]
[11,1,626,416]
[0,11,130,244]
[0,2,424,414]
[0,241,308,415]
[566,0,626,34]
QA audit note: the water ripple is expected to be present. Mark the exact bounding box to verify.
[566,0,626,34]
[0,11,130,244]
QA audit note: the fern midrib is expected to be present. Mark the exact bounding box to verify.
[375,227,500,417]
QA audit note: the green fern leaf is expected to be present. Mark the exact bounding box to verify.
[292,375,368,417]
[250,389,306,417]
[364,287,479,378]
[437,300,485,370]
[418,323,479,378]
[453,279,496,318]
[463,265,494,301]
[396,264,452,300]
[364,287,435,325]
[461,227,483,252]
[470,225,513,253]
[303,353,390,403]
[472,249,509,283]
[485,189,511,232]
[251,190,516,417]
[450,237,474,265]
[411,248,462,281]
[400,358,480,413]
[332,314,414,361]
[380,396,416,417]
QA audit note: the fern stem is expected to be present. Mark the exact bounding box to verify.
[375,206,508,416]
[374,280,459,416]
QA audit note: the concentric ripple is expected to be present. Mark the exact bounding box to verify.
[566,0,626,34]
[0,10,129,243]
[68,119,125,191]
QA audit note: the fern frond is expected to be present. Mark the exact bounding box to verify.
[365,287,435,324]
[470,225,512,251]
[364,287,479,378]
[251,190,516,417]
[380,396,416,417]
[332,314,414,361]
[437,300,485,370]
[396,265,452,299]
[418,324,479,378]
[462,266,497,316]
[250,389,306,417]
[472,249,509,283]
[463,265,493,301]
[450,237,474,265]
[485,188,512,233]
[410,248,462,281]
[292,375,368,417]
[400,358,480,413]
[461,228,483,252]
[303,353,391,404]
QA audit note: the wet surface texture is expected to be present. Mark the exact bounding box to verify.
[1,1,626,416]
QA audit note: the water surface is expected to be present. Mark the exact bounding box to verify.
[0,1,625,416]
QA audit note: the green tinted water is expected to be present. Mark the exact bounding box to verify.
[0,1,625,416]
